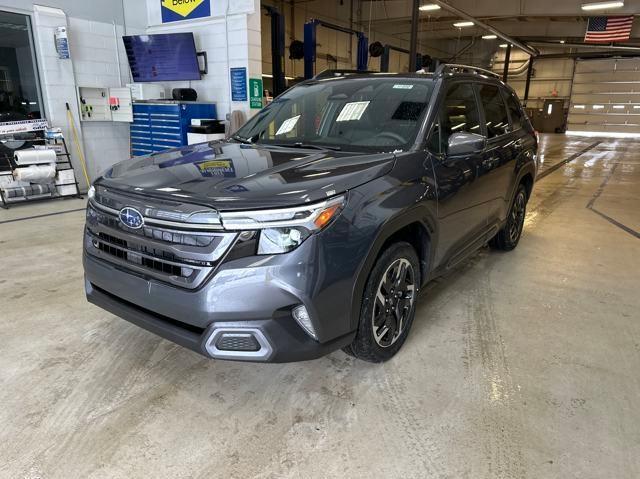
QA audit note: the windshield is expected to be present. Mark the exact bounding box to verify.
[234,77,434,152]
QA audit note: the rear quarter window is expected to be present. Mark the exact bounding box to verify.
[477,84,510,138]
[505,92,525,131]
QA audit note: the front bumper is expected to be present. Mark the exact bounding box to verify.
[83,228,357,362]
[85,278,354,362]
[82,185,369,362]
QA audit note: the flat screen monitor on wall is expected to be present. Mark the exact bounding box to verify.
[123,33,201,82]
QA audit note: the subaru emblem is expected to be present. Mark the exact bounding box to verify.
[119,207,144,229]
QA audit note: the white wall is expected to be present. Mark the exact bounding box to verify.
[66,16,136,180]
[1,0,127,24]
[29,5,135,188]
[144,0,262,119]
[31,5,88,189]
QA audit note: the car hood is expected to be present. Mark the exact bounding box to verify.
[97,141,396,210]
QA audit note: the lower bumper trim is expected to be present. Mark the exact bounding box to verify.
[86,281,204,352]
[86,280,356,363]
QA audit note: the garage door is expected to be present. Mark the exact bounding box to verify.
[567,57,640,136]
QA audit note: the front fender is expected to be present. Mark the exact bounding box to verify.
[344,175,438,331]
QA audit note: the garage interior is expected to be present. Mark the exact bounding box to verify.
[1,1,639,478]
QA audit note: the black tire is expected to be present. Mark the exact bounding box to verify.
[343,242,421,362]
[490,183,528,251]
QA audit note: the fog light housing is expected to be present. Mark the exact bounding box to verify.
[292,305,317,340]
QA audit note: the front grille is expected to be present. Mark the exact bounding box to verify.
[95,232,190,278]
[97,213,215,247]
[98,239,127,260]
[99,232,126,248]
[141,257,183,277]
[85,201,236,289]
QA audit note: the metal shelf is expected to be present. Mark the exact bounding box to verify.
[0,135,82,209]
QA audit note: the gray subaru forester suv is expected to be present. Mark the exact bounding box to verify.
[84,65,537,362]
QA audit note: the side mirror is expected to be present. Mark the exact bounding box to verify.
[447,132,486,156]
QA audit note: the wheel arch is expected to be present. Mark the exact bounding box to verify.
[508,160,536,206]
[349,210,436,330]
[519,171,534,199]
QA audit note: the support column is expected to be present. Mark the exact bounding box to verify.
[502,43,511,83]
[409,0,419,71]
[523,57,534,105]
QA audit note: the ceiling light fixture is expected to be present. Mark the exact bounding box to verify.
[499,44,509,48]
[581,1,624,11]
[419,3,441,11]
[482,34,498,39]
[559,40,566,44]
[453,21,474,28]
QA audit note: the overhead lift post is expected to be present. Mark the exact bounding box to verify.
[303,19,368,79]
[263,5,286,97]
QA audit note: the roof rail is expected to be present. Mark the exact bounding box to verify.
[313,69,374,80]
[435,63,501,80]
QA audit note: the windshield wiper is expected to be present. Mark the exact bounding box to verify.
[272,142,342,151]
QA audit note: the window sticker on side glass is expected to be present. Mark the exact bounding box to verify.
[393,84,414,89]
[336,101,370,122]
[275,115,301,135]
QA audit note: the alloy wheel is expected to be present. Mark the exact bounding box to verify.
[509,191,526,244]
[372,258,416,348]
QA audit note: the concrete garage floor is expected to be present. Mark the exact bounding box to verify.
[1,134,639,479]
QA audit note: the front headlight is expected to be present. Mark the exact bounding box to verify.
[258,227,308,254]
[221,195,345,254]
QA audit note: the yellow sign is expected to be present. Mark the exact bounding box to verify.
[195,159,235,177]
[161,0,206,18]
[197,160,230,169]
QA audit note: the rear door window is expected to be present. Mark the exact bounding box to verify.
[477,84,510,138]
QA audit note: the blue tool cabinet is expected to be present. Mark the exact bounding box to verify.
[130,102,217,156]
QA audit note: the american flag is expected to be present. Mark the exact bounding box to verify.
[585,16,634,43]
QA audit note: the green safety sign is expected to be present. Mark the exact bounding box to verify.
[249,78,263,109]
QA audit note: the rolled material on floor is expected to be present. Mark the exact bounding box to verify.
[2,183,55,199]
[14,148,57,166]
[13,164,56,182]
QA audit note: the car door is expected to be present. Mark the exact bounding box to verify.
[475,82,517,231]
[503,88,537,213]
[428,81,493,269]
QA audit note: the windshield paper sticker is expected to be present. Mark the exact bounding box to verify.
[336,101,370,122]
[393,84,414,89]
[275,115,301,135]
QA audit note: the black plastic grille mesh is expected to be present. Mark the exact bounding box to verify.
[215,334,261,352]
